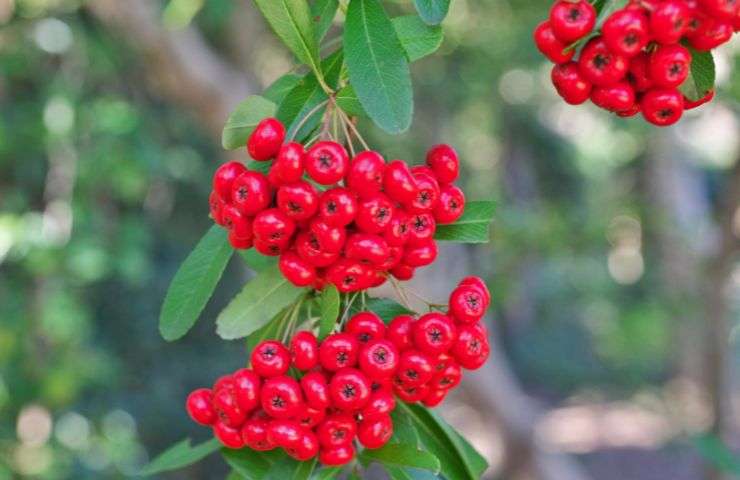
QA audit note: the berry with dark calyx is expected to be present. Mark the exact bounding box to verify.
[357,414,393,449]
[387,315,414,351]
[452,325,491,370]
[602,8,649,57]
[590,82,636,112]
[295,231,340,268]
[251,340,291,378]
[346,312,386,343]
[402,239,438,267]
[434,184,465,224]
[248,118,285,161]
[549,0,597,42]
[345,233,390,267]
[209,191,226,226]
[221,204,251,238]
[385,210,412,246]
[294,404,326,429]
[617,103,641,118]
[429,362,462,391]
[319,333,360,371]
[407,170,441,213]
[641,88,685,126]
[310,219,346,253]
[279,251,317,287]
[346,151,386,198]
[396,350,434,387]
[319,444,355,466]
[329,368,372,411]
[241,416,275,451]
[254,237,288,257]
[449,284,488,324]
[361,389,396,418]
[627,52,654,92]
[393,383,430,403]
[231,170,271,216]
[425,144,460,184]
[318,187,358,227]
[684,89,715,110]
[287,430,320,461]
[578,37,628,87]
[422,388,448,408]
[186,388,217,426]
[356,194,395,234]
[213,385,246,427]
[459,276,491,307]
[290,331,319,371]
[390,264,416,281]
[326,259,373,293]
[213,161,246,200]
[305,141,349,185]
[229,230,253,250]
[277,181,319,221]
[261,376,304,419]
[265,419,302,449]
[384,160,418,204]
[688,17,734,50]
[407,213,436,245]
[232,369,261,414]
[317,413,357,448]
[359,339,400,378]
[214,420,246,449]
[534,20,575,64]
[649,44,692,89]
[301,371,331,410]
[412,313,458,356]
[253,208,295,245]
[270,142,305,185]
[551,62,592,105]
[650,0,691,44]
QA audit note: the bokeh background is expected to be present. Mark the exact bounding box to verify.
[1,0,739,478]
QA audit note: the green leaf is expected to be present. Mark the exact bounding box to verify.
[216,264,305,340]
[385,467,440,480]
[359,443,441,473]
[226,470,244,480]
[222,448,285,479]
[311,0,339,41]
[434,200,496,244]
[392,15,443,61]
[366,298,414,324]
[246,309,286,353]
[318,284,340,340]
[238,249,277,272]
[253,0,324,85]
[344,0,413,134]
[693,434,740,474]
[680,47,716,102]
[139,438,221,476]
[264,74,303,104]
[595,0,628,28]
[222,95,277,150]
[412,0,451,25]
[335,85,366,118]
[159,226,233,341]
[311,466,344,479]
[265,457,317,479]
[391,408,422,446]
[395,403,488,480]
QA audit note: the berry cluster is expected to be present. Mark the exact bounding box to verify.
[185,277,491,466]
[534,0,737,126]
[208,118,467,292]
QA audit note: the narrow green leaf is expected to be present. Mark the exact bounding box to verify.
[216,265,305,340]
[159,226,233,341]
[264,74,303,104]
[311,0,339,40]
[385,467,440,480]
[359,443,441,473]
[391,408,422,446]
[680,47,716,102]
[226,470,244,480]
[318,284,340,340]
[392,15,444,61]
[412,0,451,25]
[246,308,287,353]
[139,438,221,476]
[222,95,277,150]
[335,85,366,118]
[344,0,413,134]
[265,457,317,479]
[595,0,629,28]
[222,448,284,479]
[435,412,488,476]
[253,0,324,85]
[434,200,496,244]
[367,298,414,323]
[238,249,277,272]
[311,466,344,479]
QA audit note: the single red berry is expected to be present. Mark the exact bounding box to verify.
[231,170,271,216]
[241,417,275,451]
[346,312,386,343]
[422,388,448,408]
[402,239,438,267]
[407,213,436,245]
[213,161,246,200]
[301,371,331,409]
[698,0,739,21]
[186,388,217,426]
[385,209,411,246]
[407,170,440,214]
[452,325,490,370]
[357,414,393,449]
[688,17,734,50]
[549,0,597,42]
[361,389,396,418]
[459,276,491,307]
[270,142,305,185]
[449,285,487,324]
[232,369,261,414]
[370,377,393,393]
[295,231,340,268]
[393,383,430,403]
[319,333,360,371]
[434,184,465,224]
[534,20,575,64]
[279,251,317,287]
[429,361,462,391]
[641,88,684,126]
[290,331,319,371]
[253,208,296,245]
[229,230,253,250]
[254,237,289,256]
[213,384,247,427]
[247,118,285,161]
[396,350,434,387]
[649,44,692,89]
[359,339,400,379]
[390,264,416,281]
[346,151,386,198]
[356,193,395,234]
[293,403,326,429]
[425,144,460,185]
[591,82,636,112]
[684,89,715,110]
[650,0,691,44]
[551,62,593,105]
[213,374,233,393]
[379,245,404,271]
[287,430,320,461]
[627,52,654,92]
[578,37,628,87]
[319,444,355,466]
[251,340,291,377]
[214,420,246,448]
[317,413,357,448]
[209,191,226,226]
[261,376,304,419]
[305,141,349,185]
[221,204,252,238]
[326,259,374,293]
[602,8,649,57]
[387,315,414,351]
[617,103,641,117]
[277,181,319,221]
[329,368,372,411]
[318,187,358,227]
[345,233,391,267]
[309,219,346,253]
[412,313,458,356]
[383,160,419,204]
[265,419,302,448]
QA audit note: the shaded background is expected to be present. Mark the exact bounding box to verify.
[1,0,739,478]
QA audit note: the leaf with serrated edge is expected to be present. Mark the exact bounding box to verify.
[222,95,277,150]
[159,226,233,341]
[139,438,221,476]
[216,265,305,340]
[412,0,451,25]
[359,443,441,473]
[311,0,339,41]
[318,284,340,340]
[392,15,444,61]
[680,47,716,101]
[434,200,495,244]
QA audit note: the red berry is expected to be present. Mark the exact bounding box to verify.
[213,383,247,427]
[318,187,358,227]
[591,82,636,112]
[459,276,491,307]
[627,52,654,92]
[221,204,252,237]
[649,44,691,89]
[231,170,271,216]
[361,389,396,418]
[602,8,649,57]
[266,419,302,448]
[305,141,349,185]
[688,17,733,50]
[317,413,357,448]
[449,285,487,324]
[407,213,436,245]
[434,184,465,224]
[422,388,448,408]
[357,414,393,449]
[346,312,386,343]
[617,103,641,117]
[279,251,317,287]
[684,89,715,110]
[429,361,462,391]
[209,191,226,226]
[396,350,434,387]
[425,144,460,185]
[254,237,288,256]
[307,219,344,253]
[388,315,414,351]
[290,331,319,371]
[390,264,416,281]
[345,234,391,267]
[393,383,430,403]
[641,88,684,126]
[270,142,305,185]
[326,259,373,293]
[385,209,412,246]
[549,0,596,42]
[359,339,400,378]
[241,417,275,451]
[407,170,441,214]
[356,194,395,234]
[253,208,296,244]
[534,20,575,64]
[452,325,490,370]
[277,181,319,221]
[261,376,304,419]
[214,420,245,448]
[186,388,217,426]
[329,368,372,411]
[287,430,320,461]
[551,62,592,105]
[232,369,261,414]
[383,160,418,204]
[301,371,331,410]
[412,313,458,356]
[346,151,386,198]
[650,0,691,44]
[293,404,326,429]
[248,118,285,161]
[213,161,246,200]
[319,333,360,371]
[229,230,253,250]
[319,444,355,466]
[402,239,438,267]
[251,340,291,377]
[698,0,739,21]
[295,231,340,268]
[578,37,628,87]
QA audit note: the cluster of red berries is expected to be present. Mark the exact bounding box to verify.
[208,117,467,292]
[185,277,491,466]
[534,0,737,126]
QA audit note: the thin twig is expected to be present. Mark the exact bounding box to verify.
[336,107,370,150]
[289,99,330,141]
